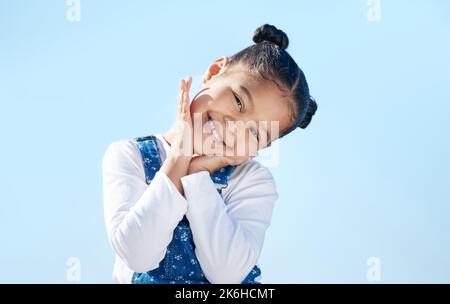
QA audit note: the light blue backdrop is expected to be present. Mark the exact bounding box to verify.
[1,0,449,283]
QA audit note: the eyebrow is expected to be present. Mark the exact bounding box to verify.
[239,85,271,142]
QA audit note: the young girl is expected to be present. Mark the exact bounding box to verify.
[102,24,317,284]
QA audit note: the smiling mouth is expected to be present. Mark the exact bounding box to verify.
[207,115,227,147]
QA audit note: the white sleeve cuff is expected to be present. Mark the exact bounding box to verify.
[181,170,219,212]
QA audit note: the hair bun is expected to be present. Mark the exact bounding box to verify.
[253,24,289,50]
[299,96,317,129]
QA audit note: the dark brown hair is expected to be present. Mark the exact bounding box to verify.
[228,24,317,138]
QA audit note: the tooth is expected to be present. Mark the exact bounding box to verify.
[207,120,222,144]
[213,129,221,142]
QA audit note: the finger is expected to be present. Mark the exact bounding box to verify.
[178,79,184,103]
[184,86,190,114]
[182,78,188,93]
[186,76,192,90]
[178,79,186,113]
[182,91,188,113]
[224,156,236,166]
[196,155,225,173]
[182,79,191,115]
[180,79,186,100]
[224,156,248,166]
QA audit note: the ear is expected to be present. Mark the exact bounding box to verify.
[201,56,229,84]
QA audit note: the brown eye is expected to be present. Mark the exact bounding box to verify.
[232,91,243,112]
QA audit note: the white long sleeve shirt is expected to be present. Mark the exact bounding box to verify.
[101,133,279,284]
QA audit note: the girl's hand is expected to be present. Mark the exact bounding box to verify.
[160,76,193,195]
[187,154,254,175]
[168,76,193,160]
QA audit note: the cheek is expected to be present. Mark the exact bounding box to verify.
[214,88,232,109]
[230,126,258,157]
[189,97,204,116]
[191,88,231,117]
[190,92,215,116]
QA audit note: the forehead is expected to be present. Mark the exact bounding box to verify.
[223,68,294,136]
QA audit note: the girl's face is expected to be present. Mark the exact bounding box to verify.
[190,57,293,158]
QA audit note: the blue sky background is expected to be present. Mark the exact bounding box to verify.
[1,0,449,283]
